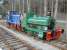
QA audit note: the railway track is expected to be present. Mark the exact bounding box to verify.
[0,28,38,50]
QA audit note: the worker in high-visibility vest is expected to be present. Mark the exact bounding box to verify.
[55,26,62,40]
[46,31,52,41]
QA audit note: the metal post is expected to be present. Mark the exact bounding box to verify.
[65,0,67,41]
[54,0,58,19]
[51,0,54,17]
[11,0,13,10]
[9,0,11,10]
[40,0,42,16]
[27,0,30,12]
[22,0,24,16]
[18,0,20,12]
[44,0,47,16]
[11,0,16,11]
[19,0,21,12]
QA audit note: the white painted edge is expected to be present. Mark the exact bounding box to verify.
[0,25,60,50]
[56,20,67,23]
